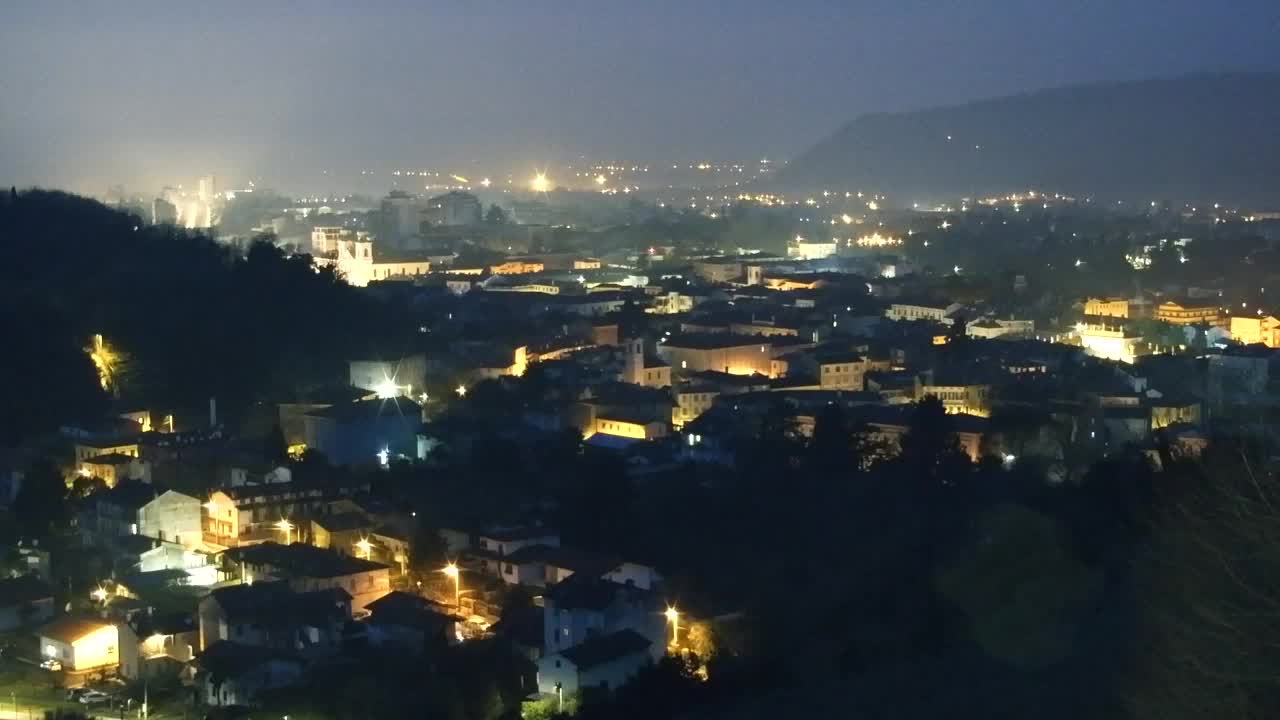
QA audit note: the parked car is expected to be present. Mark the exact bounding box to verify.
[65,688,87,701]
[78,690,110,705]
[39,659,61,672]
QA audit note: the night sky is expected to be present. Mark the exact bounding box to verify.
[3,0,1278,194]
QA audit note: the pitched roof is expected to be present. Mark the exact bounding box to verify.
[311,512,374,533]
[225,542,388,578]
[40,616,113,643]
[545,574,635,612]
[504,545,621,577]
[560,629,652,669]
[209,582,350,624]
[366,591,459,631]
[197,641,302,681]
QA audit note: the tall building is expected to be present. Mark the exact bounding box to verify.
[423,191,482,226]
[197,175,216,205]
[152,197,178,225]
[380,191,423,243]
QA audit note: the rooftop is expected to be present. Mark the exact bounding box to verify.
[40,616,113,643]
[226,542,388,578]
[560,629,652,669]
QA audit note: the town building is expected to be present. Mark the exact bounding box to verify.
[118,611,197,681]
[222,542,391,610]
[423,191,482,226]
[197,641,305,708]
[1230,315,1280,347]
[537,629,654,696]
[1155,300,1221,326]
[39,617,119,671]
[657,334,775,377]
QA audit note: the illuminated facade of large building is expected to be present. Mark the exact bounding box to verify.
[1078,323,1142,364]
[1230,315,1280,347]
[1155,300,1221,326]
[657,334,774,377]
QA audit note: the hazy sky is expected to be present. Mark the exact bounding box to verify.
[3,0,1278,194]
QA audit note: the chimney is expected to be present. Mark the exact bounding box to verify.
[209,397,217,428]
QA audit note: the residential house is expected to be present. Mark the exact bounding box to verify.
[137,489,203,548]
[223,542,391,610]
[197,582,351,655]
[78,453,150,487]
[365,591,461,655]
[197,641,305,708]
[118,611,197,680]
[541,574,665,660]
[537,629,653,696]
[39,617,119,671]
[201,490,239,546]
[0,576,55,631]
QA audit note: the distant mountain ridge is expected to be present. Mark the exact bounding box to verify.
[774,73,1280,205]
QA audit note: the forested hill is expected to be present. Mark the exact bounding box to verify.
[0,189,405,444]
[774,73,1280,204]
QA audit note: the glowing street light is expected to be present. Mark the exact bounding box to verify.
[276,518,295,545]
[530,173,550,193]
[91,586,109,603]
[443,563,461,608]
[664,606,680,647]
[455,384,467,398]
[374,376,400,399]
[354,538,373,560]
[480,177,491,188]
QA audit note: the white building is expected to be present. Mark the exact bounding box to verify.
[1078,324,1142,364]
[537,629,653,695]
[423,191,482,226]
[39,617,119,671]
[319,237,431,287]
[787,237,837,261]
[138,490,203,548]
[885,302,964,323]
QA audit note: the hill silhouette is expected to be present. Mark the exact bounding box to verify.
[774,73,1280,204]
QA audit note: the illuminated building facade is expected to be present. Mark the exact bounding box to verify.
[1230,315,1280,347]
[1155,300,1221,326]
[657,334,775,377]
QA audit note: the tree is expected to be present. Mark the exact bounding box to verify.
[1132,442,1280,719]
[264,423,288,463]
[484,204,507,225]
[12,460,68,538]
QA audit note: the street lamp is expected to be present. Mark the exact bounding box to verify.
[443,563,461,608]
[354,538,373,560]
[664,606,680,648]
[276,518,294,545]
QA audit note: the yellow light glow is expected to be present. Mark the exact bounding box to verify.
[455,384,467,397]
[354,538,373,559]
[530,173,550,192]
[480,178,491,188]
[595,174,607,185]
[86,333,120,392]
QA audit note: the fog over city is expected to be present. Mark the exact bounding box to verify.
[4,0,1279,194]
